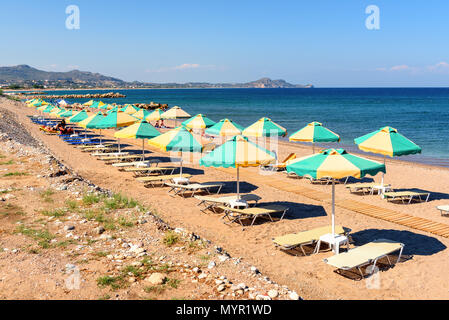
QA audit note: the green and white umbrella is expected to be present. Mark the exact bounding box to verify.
[286,148,386,236]
[354,126,421,187]
[289,122,340,153]
[199,135,276,199]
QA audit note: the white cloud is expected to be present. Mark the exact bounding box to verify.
[390,65,410,71]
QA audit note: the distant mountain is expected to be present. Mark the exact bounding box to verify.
[0,65,313,89]
[0,65,124,86]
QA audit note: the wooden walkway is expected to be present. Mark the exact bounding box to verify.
[217,168,449,238]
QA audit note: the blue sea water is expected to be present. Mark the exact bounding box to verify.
[47,88,449,167]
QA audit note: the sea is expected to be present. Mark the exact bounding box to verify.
[41,87,449,168]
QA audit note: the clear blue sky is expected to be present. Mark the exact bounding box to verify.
[1,0,448,87]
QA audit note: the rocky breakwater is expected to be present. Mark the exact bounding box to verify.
[23,92,126,99]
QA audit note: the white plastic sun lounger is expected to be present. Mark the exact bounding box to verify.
[437,205,449,216]
[272,225,351,256]
[165,182,225,197]
[324,239,404,278]
[194,194,262,213]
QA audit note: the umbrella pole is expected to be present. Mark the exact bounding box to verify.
[312,142,315,154]
[142,139,145,160]
[180,157,183,176]
[100,129,102,145]
[332,179,335,237]
[237,166,240,200]
[381,156,386,187]
[118,138,121,153]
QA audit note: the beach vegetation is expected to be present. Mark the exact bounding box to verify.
[166,278,181,289]
[3,171,28,177]
[0,203,25,216]
[40,208,66,217]
[96,275,126,290]
[162,231,179,246]
[0,160,14,165]
[16,225,55,248]
[65,199,79,211]
[82,193,102,206]
[103,193,138,210]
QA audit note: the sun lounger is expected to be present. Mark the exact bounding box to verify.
[136,174,192,187]
[165,182,224,197]
[124,167,176,177]
[437,205,449,216]
[99,155,142,164]
[216,204,288,227]
[383,191,430,204]
[262,153,297,171]
[194,194,262,213]
[304,174,333,185]
[112,160,155,170]
[93,151,129,158]
[324,239,404,279]
[346,182,392,195]
[272,225,351,256]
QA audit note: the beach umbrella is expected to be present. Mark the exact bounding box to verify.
[161,106,191,127]
[78,111,106,140]
[42,105,57,113]
[59,110,73,118]
[95,111,139,129]
[289,122,340,153]
[286,148,386,236]
[83,100,94,106]
[199,135,276,200]
[99,104,113,110]
[58,99,68,106]
[48,108,63,117]
[145,108,164,123]
[354,126,422,187]
[132,109,152,120]
[121,104,140,114]
[161,106,191,119]
[78,112,105,129]
[114,120,160,158]
[67,110,90,124]
[205,118,244,137]
[242,117,287,137]
[95,111,139,152]
[148,126,203,176]
[89,101,105,109]
[107,106,120,113]
[182,114,216,129]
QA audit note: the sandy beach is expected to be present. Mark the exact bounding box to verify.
[2,97,449,300]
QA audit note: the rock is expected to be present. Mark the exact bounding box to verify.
[207,261,216,269]
[256,294,271,301]
[268,289,279,299]
[145,273,167,285]
[198,273,207,280]
[218,255,229,262]
[215,280,224,285]
[250,266,259,274]
[217,285,226,292]
[95,226,105,234]
[289,291,300,300]
[64,225,75,231]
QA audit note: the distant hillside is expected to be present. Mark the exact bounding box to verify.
[0,65,313,89]
[0,65,124,86]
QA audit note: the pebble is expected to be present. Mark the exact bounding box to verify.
[217,284,226,292]
[207,261,216,269]
[289,291,300,300]
[145,273,167,285]
[268,289,279,299]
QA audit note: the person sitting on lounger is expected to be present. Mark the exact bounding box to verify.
[160,120,166,128]
[54,119,73,135]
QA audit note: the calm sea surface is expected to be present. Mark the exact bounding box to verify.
[42,88,449,167]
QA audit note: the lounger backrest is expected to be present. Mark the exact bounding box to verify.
[273,225,346,246]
